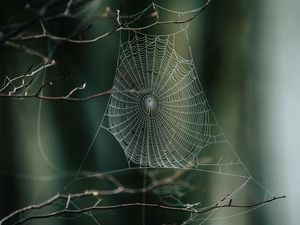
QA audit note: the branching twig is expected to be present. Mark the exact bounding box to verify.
[0,168,286,225]
[0,0,73,45]
[9,0,211,44]
[0,61,55,95]
[0,191,285,225]
[0,170,187,225]
[0,0,211,102]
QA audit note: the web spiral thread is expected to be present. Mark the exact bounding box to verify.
[101,29,232,169]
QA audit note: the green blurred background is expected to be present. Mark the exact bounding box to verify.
[0,0,299,224]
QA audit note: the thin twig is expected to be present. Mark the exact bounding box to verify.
[0,88,112,102]
[4,41,50,62]
[0,170,186,224]
[0,61,55,94]
[1,194,285,225]
[0,0,68,45]
[0,0,211,101]
[10,0,211,44]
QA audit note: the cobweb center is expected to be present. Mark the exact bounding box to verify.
[143,95,157,110]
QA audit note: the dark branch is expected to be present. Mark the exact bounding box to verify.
[1,193,285,225]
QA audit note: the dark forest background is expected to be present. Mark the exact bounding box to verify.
[0,0,299,224]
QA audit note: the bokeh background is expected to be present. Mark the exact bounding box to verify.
[0,0,299,224]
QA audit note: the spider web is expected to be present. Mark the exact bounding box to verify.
[66,3,276,225]
[103,31,223,168]
[100,7,245,174]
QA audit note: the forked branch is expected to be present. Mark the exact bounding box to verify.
[0,0,211,102]
[0,190,285,225]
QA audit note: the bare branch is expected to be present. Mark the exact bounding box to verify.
[0,168,286,225]
[10,0,211,44]
[0,87,113,102]
[0,61,55,95]
[4,41,50,62]
[0,0,211,102]
[0,191,285,225]
[0,0,74,45]
[0,170,187,224]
